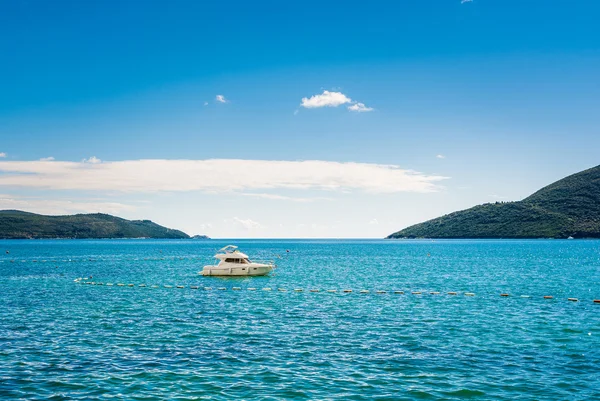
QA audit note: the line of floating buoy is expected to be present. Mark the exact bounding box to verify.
[75,281,600,303]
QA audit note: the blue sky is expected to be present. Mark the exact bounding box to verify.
[1,0,599,237]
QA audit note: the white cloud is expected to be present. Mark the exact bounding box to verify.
[461,0,473,3]
[215,95,228,103]
[347,102,373,112]
[0,153,6,158]
[0,194,134,215]
[203,101,209,106]
[0,158,448,194]
[301,90,373,112]
[369,218,379,225]
[436,154,446,159]
[300,91,352,108]
[40,157,55,161]
[82,156,101,164]
[229,217,262,230]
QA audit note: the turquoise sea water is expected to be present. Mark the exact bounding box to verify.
[1,239,599,400]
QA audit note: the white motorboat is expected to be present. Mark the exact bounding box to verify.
[200,245,275,276]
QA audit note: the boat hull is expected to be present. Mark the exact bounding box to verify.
[200,264,274,276]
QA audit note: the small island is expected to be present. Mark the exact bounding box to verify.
[0,210,194,239]
[387,164,600,239]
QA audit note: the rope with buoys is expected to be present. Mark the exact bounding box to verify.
[73,280,599,304]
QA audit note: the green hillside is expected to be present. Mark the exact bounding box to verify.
[0,210,190,239]
[387,165,600,239]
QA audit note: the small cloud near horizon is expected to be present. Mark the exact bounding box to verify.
[40,157,55,161]
[436,154,446,159]
[0,152,7,158]
[229,217,263,230]
[82,156,101,164]
[215,95,228,103]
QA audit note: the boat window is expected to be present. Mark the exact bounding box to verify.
[225,258,235,263]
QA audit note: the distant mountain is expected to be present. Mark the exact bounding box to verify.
[0,210,190,239]
[387,165,600,239]
[191,235,210,240]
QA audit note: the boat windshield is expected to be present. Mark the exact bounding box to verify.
[223,258,251,264]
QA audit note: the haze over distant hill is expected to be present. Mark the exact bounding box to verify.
[0,210,190,239]
[387,165,600,239]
